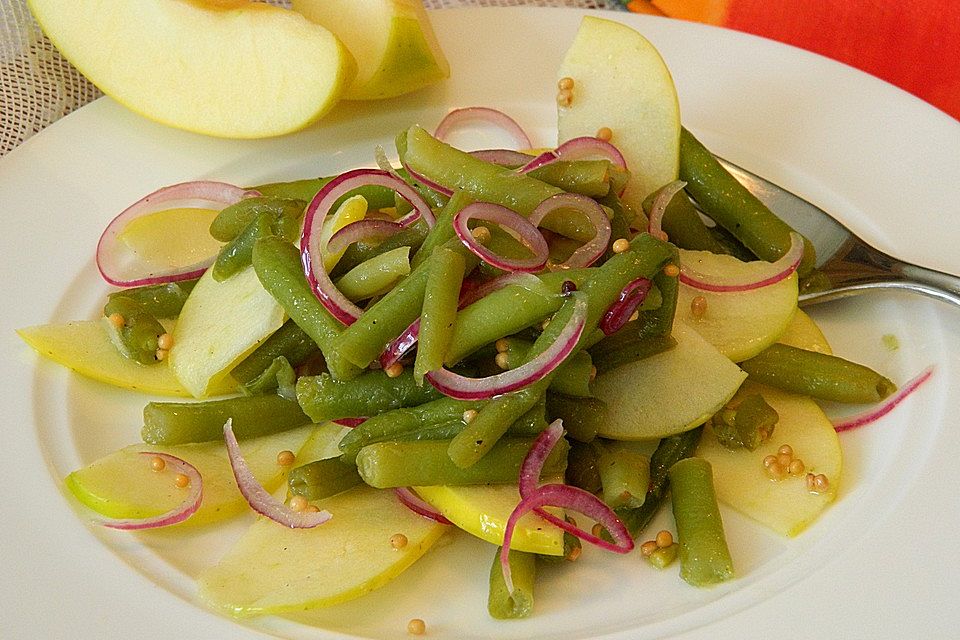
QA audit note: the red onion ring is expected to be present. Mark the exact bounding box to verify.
[425,293,586,400]
[516,137,628,176]
[469,149,534,167]
[833,366,935,432]
[301,169,435,325]
[380,318,422,370]
[599,277,653,335]
[326,219,404,256]
[223,419,332,529]
[679,231,805,293]
[332,417,367,428]
[395,488,453,525]
[528,193,611,269]
[96,181,258,287]
[453,202,549,273]
[434,107,532,150]
[97,453,203,530]
[646,180,688,241]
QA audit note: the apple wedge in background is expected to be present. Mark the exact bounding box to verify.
[27,0,355,138]
[293,0,449,100]
[557,16,681,210]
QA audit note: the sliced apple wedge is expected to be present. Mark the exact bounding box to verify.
[557,16,681,209]
[697,382,842,537]
[27,0,356,138]
[292,0,449,100]
[592,321,747,440]
[776,309,832,354]
[413,484,565,556]
[677,248,799,362]
[197,485,447,615]
[66,425,314,526]
[168,265,285,398]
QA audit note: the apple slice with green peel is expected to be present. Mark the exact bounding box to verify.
[197,484,447,615]
[557,16,681,210]
[169,265,285,398]
[18,320,198,397]
[66,425,314,527]
[697,382,842,537]
[592,321,747,440]
[27,0,355,138]
[413,484,565,556]
[676,248,799,362]
[292,0,449,100]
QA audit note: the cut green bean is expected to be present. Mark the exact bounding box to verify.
[643,187,729,254]
[415,246,465,384]
[334,246,411,301]
[545,393,605,443]
[240,356,297,399]
[296,367,443,423]
[679,127,815,276]
[356,436,568,488]
[102,296,166,364]
[410,190,473,270]
[105,279,197,318]
[209,196,305,243]
[597,442,651,510]
[669,457,734,587]
[249,178,398,211]
[739,343,897,403]
[230,319,319,385]
[142,394,311,445]
[488,547,536,619]
[711,393,779,451]
[495,339,594,398]
[251,236,360,381]
[288,457,362,500]
[565,440,602,494]
[331,222,428,278]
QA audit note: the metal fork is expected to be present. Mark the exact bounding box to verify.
[716,158,960,308]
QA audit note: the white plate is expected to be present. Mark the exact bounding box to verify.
[2,7,959,640]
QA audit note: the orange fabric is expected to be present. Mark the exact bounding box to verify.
[637,0,960,120]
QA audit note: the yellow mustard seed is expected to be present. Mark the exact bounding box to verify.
[558,76,575,91]
[150,456,166,472]
[612,238,630,254]
[289,495,308,512]
[385,363,404,378]
[663,263,680,277]
[390,533,408,549]
[174,473,190,488]
[277,450,296,467]
[157,332,174,350]
[690,295,708,319]
[596,126,613,141]
[407,618,426,635]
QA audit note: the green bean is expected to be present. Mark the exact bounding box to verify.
[447,384,544,469]
[331,238,476,369]
[334,246,411,301]
[230,320,319,385]
[415,246,466,384]
[288,457,362,500]
[643,187,728,254]
[249,179,398,211]
[711,393,779,451]
[251,236,360,381]
[444,270,591,366]
[488,548,536,619]
[214,210,297,282]
[647,543,679,569]
[528,160,619,198]
[669,457,734,587]
[598,191,637,261]
[398,126,594,241]
[355,436,569,488]
[331,222,428,278]
[564,440,602,493]
[142,394,311,445]
[612,427,702,539]
[240,356,297,399]
[545,393,605,443]
[410,190,473,270]
[597,441,651,510]
[739,343,897,403]
[337,396,481,462]
[106,279,197,318]
[679,127,816,276]
[209,197,305,243]
[495,339,594,398]
[102,296,166,364]
[296,367,443,423]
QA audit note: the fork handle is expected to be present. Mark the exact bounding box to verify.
[899,263,960,307]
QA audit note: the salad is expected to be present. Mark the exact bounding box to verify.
[15,15,934,639]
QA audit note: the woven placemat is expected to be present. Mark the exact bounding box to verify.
[0,0,625,156]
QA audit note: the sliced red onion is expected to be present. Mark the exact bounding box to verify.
[470,149,534,167]
[98,453,203,530]
[395,488,453,525]
[332,417,367,428]
[426,294,586,400]
[528,193,611,269]
[453,202,549,273]
[97,181,258,287]
[500,483,634,593]
[326,219,404,256]
[434,107,532,150]
[400,161,454,198]
[599,277,653,335]
[223,419,331,529]
[301,169,435,325]
[516,137,627,177]
[646,180,687,241]
[679,231,805,293]
[833,366,935,432]
[380,318,421,370]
